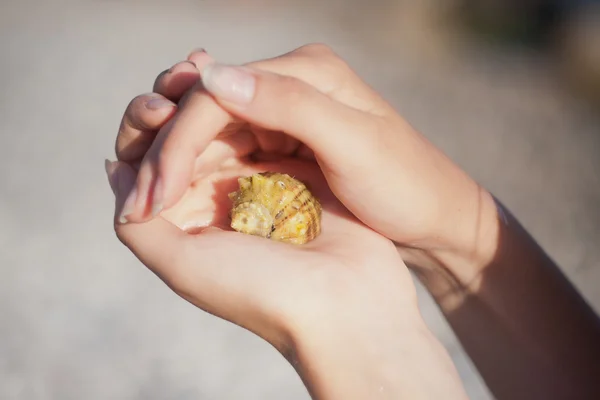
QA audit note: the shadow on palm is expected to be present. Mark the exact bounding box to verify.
[159,156,387,259]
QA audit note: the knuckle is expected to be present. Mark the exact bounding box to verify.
[177,80,209,107]
[120,93,164,136]
[246,43,352,94]
[294,43,353,86]
[128,93,151,111]
[122,94,151,127]
[297,42,336,58]
[369,118,396,154]
[266,75,319,128]
[279,75,306,97]
[276,76,312,109]
[319,59,351,86]
[297,43,347,69]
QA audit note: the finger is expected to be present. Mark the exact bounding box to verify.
[116,93,177,161]
[118,125,258,224]
[107,159,191,268]
[122,92,233,222]
[153,49,214,102]
[107,159,208,298]
[246,43,393,115]
[117,60,204,162]
[188,128,258,180]
[133,44,389,220]
[186,48,214,71]
[152,60,201,102]
[116,53,212,215]
[202,63,378,169]
[130,52,335,216]
[106,159,295,337]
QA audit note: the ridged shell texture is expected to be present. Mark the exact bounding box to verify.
[228,172,322,245]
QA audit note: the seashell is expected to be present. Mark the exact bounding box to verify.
[227,172,322,245]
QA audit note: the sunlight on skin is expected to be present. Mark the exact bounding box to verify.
[158,157,367,252]
[112,156,412,340]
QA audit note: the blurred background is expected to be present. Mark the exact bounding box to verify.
[1,0,599,399]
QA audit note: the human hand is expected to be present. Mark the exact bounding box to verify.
[116,44,499,278]
[107,47,469,399]
[105,153,466,400]
[112,45,600,400]
[109,51,420,362]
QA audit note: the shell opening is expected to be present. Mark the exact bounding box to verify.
[230,202,274,238]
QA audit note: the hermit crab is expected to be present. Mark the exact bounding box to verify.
[227,172,322,245]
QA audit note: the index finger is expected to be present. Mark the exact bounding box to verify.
[132,44,391,219]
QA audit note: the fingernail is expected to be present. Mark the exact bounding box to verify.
[146,97,175,110]
[104,159,118,195]
[151,177,164,217]
[202,63,255,105]
[119,186,138,223]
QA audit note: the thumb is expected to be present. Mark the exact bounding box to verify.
[105,160,191,286]
[104,160,296,340]
[201,63,378,169]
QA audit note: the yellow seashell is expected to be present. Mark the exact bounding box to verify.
[228,172,322,245]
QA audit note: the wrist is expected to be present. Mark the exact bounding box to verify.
[287,313,468,400]
[441,183,501,275]
[405,181,502,300]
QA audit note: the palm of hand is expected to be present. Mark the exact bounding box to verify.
[155,122,383,259]
[117,109,418,341]
[150,150,415,326]
[162,155,388,261]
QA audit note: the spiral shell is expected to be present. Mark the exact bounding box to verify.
[227,172,322,245]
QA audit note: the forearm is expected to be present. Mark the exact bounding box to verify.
[288,315,469,400]
[411,189,600,399]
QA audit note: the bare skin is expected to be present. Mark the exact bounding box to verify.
[106,148,468,400]
[109,44,600,399]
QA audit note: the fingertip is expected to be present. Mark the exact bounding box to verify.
[153,61,202,101]
[187,50,215,72]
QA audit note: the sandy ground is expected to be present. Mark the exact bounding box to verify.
[1,1,599,399]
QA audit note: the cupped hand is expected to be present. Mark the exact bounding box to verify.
[106,152,421,356]
[115,44,497,274]
[107,46,470,399]
[109,50,420,350]
[106,156,468,399]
